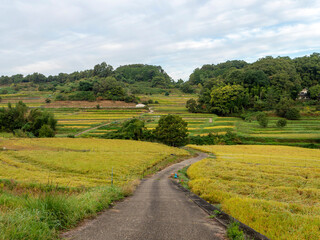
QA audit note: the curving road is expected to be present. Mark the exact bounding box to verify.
[63,153,227,240]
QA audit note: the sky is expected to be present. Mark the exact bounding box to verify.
[1,0,320,81]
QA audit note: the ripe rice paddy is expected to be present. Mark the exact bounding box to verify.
[0,138,189,239]
[187,145,320,240]
[0,138,188,187]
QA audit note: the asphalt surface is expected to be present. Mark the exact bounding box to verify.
[63,153,227,240]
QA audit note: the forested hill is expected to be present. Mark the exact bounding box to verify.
[185,53,320,115]
[0,63,174,89]
[0,63,176,101]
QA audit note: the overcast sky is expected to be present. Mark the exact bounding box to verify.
[1,0,320,80]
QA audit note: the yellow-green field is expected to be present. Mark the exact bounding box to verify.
[0,138,189,239]
[187,145,320,240]
[0,138,188,187]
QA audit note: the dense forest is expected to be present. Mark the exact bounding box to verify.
[186,53,320,116]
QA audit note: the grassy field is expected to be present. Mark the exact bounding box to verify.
[187,145,320,240]
[0,138,189,239]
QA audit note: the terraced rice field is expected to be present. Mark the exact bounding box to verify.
[236,117,320,140]
[187,145,320,240]
[52,109,147,136]
[138,94,237,136]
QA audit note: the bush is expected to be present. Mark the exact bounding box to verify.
[55,94,67,101]
[277,119,287,128]
[285,108,301,120]
[186,99,198,113]
[240,112,256,122]
[256,112,267,122]
[45,98,51,103]
[68,91,96,101]
[275,97,295,117]
[39,125,55,138]
[257,113,268,128]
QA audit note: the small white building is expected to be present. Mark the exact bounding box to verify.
[298,88,308,100]
[135,103,146,108]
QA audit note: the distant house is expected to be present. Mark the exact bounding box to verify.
[135,104,146,108]
[298,88,308,100]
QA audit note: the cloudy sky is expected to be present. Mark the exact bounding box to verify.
[1,0,320,80]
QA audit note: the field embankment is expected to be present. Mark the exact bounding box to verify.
[0,138,189,239]
[187,145,320,240]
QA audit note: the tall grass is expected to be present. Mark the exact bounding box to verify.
[0,186,123,240]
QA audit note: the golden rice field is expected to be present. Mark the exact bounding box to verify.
[0,138,189,188]
[187,145,320,240]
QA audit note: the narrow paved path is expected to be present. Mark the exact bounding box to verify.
[64,153,226,240]
[75,122,110,137]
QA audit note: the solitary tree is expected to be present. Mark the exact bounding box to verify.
[154,115,188,147]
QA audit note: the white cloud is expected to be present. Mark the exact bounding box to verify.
[0,0,320,80]
[14,60,62,74]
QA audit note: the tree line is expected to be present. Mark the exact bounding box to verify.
[0,63,177,101]
[186,53,320,116]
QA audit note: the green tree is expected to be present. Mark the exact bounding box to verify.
[119,119,146,140]
[39,124,55,137]
[309,85,320,100]
[275,97,295,117]
[186,99,198,113]
[93,77,127,100]
[154,115,188,147]
[181,82,194,93]
[0,102,57,137]
[210,85,247,115]
[24,109,57,137]
[93,62,113,77]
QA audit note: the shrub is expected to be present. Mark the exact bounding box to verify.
[55,94,67,101]
[257,113,268,128]
[68,91,96,101]
[39,125,55,138]
[275,97,295,117]
[277,119,287,128]
[256,112,267,122]
[285,108,301,120]
[186,99,198,113]
[45,98,51,103]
